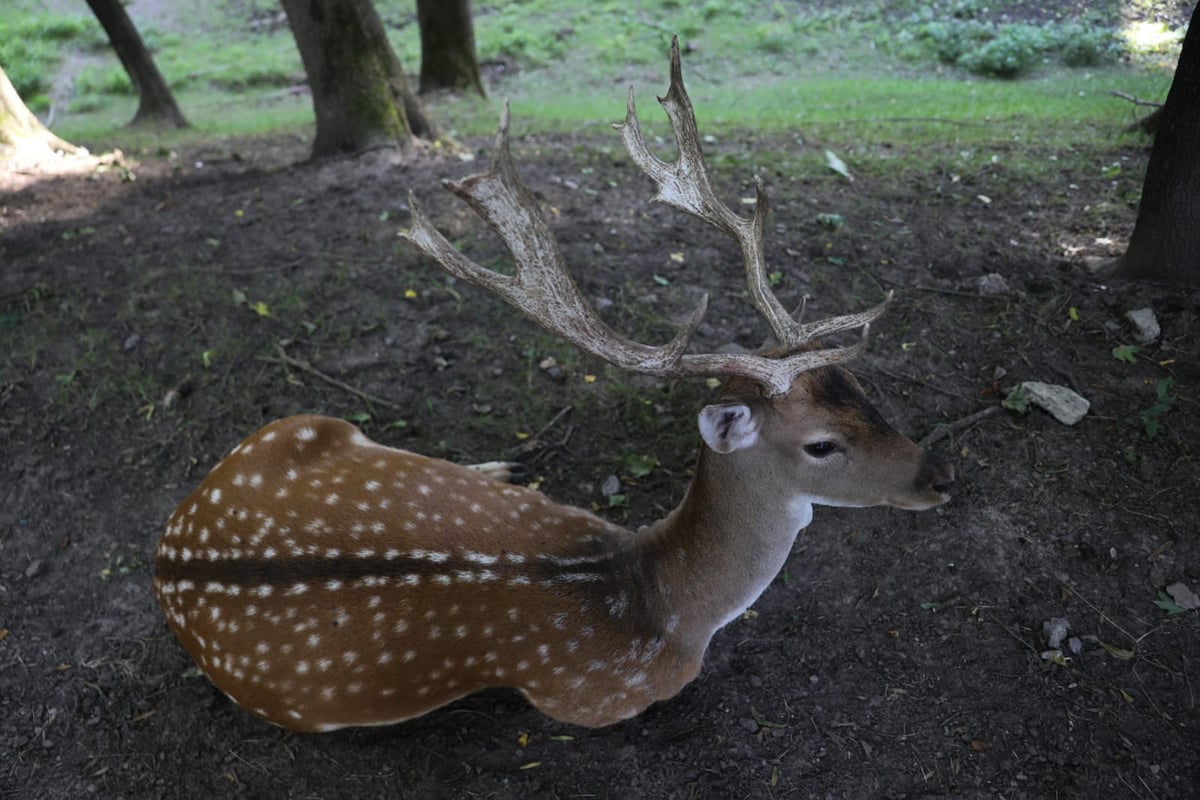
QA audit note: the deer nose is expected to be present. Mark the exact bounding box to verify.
[918,450,956,496]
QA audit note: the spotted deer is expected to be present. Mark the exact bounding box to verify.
[154,38,954,733]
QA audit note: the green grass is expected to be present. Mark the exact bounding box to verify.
[4,0,1181,162]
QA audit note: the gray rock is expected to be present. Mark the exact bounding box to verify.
[1124,307,1160,343]
[978,273,1010,296]
[1020,381,1089,425]
[600,474,622,497]
[1042,617,1070,649]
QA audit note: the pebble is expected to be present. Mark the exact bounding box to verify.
[978,273,1010,296]
[1042,617,1070,649]
[1124,307,1160,343]
[600,475,621,497]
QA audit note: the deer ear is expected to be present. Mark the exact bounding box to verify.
[698,403,762,454]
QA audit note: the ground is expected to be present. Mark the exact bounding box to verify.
[3,58,1200,800]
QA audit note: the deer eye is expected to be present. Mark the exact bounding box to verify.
[803,441,838,458]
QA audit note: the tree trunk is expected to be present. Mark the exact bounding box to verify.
[0,64,81,155]
[280,0,439,158]
[85,0,188,128]
[417,0,486,97]
[1112,7,1200,285]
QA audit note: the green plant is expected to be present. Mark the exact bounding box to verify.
[75,65,136,97]
[1002,385,1030,414]
[1058,24,1120,67]
[1129,378,1177,440]
[1112,344,1139,363]
[621,452,658,479]
[958,25,1048,78]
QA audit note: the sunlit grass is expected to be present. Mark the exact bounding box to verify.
[20,0,1185,165]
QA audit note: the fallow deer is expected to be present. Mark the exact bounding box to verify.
[155,38,953,732]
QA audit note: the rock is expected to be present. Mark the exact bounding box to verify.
[1042,617,1070,649]
[1124,307,1160,343]
[600,475,622,497]
[1019,381,1089,425]
[1166,582,1200,611]
[978,273,1010,296]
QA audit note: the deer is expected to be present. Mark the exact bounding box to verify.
[154,37,954,733]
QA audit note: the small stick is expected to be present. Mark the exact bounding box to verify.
[1110,90,1163,109]
[919,405,1002,448]
[505,406,574,456]
[256,345,406,411]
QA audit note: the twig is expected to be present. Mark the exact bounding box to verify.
[256,344,406,411]
[213,255,307,276]
[1110,91,1163,109]
[505,406,574,457]
[839,116,989,127]
[919,405,1002,447]
[992,618,1040,656]
[870,366,967,400]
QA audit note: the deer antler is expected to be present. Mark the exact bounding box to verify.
[401,36,891,397]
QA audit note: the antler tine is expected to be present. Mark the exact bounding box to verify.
[615,37,799,346]
[401,100,710,377]
[614,36,893,358]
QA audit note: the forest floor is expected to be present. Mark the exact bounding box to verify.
[3,6,1200,798]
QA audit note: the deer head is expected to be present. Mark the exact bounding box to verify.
[155,37,952,734]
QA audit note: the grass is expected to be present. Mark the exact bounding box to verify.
[2,0,1182,163]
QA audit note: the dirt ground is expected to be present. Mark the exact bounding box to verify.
[3,68,1200,800]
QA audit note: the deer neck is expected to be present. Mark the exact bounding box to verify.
[635,444,811,647]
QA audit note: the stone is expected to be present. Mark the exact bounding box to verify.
[1019,381,1089,425]
[1124,307,1160,344]
[978,273,1010,296]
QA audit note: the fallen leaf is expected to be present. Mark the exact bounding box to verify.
[1100,642,1135,660]
[1153,592,1187,615]
[824,149,854,181]
[519,761,541,770]
[516,731,530,748]
[969,739,990,752]
[131,709,157,723]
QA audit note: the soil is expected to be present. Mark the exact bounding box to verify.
[3,29,1200,800]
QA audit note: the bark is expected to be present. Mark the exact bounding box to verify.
[1112,7,1200,285]
[280,0,439,157]
[417,0,486,96]
[0,63,81,154]
[85,0,188,128]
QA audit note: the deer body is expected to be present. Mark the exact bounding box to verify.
[158,414,697,730]
[156,38,953,732]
